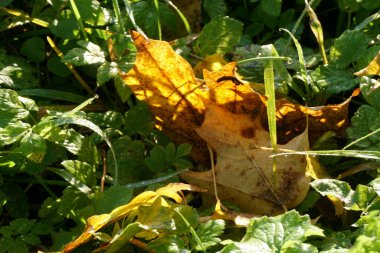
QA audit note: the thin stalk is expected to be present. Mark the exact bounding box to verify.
[165,0,191,34]
[35,175,58,199]
[153,0,162,40]
[69,0,89,41]
[174,208,207,253]
[237,56,291,64]
[47,36,95,95]
[112,0,126,34]
[0,7,49,27]
[262,45,278,184]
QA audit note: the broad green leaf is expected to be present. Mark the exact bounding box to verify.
[203,0,227,18]
[49,10,79,39]
[10,218,35,234]
[261,0,282,17]
[0,236,13,253]
[172,205,198,235]
[132,1,177,39]
[145,145,169,173]
[63,41,105,66]
[47,54,71,77]
[359,77,380,111]
[281,241,318,253]
[0,56,39,89]
[97,62,120,86]
[350,215,380,252]
[49,167,92,194]
[93,186,133,214]
[107,137,147,185]
[75,0,110,26]
[220,210,324,253]
[347,105,380,150]
[77,137,99,166]
[114,75,133,102]
[87,111,123,129]
[124,102,154,136]
[310,65,359,98]
[19,233,41,246]
[310,179,354,204]
[57,186,92,217]
[13,131,47,165]
[148,235,189,253]
[0,89,29,128]
[192,219,225,250]
[61,160,96,187]
[329,30,369,68]
[9,238,28,253]
[0,122,30,147]
[20,37,45,63]
[196,16,243,57]
[176,144,192,158]
[105,222,144,253]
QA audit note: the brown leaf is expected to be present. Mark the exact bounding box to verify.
[182,101,310,215]
[121,31,355,214]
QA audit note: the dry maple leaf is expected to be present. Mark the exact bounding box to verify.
[122,31,355,214]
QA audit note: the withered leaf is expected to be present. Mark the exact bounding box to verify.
[355,51,380,76]
[122,31,354,214]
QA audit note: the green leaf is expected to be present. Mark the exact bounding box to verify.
[0,236,13,253]
[114,75,133,102]
[132,1,177,39]
[77,137,99,166]
[87,111,123,130]
[61,160,96,187]
[148,235,189,253]
[19,233,41,246]
[337,0,360,12]
[75,0,110,26]
[47,54,71,77]
[105,222,144,253]
[107,137,148,185]
[261,0,282,17]
[360,78,380,111]
[329,30,369,68]
[310,179,354,204]
[13,131,47,165]
[196,16,243,57]
[347,105,380,150]
[20,37,45,63]
[10,218,35,235]
[193,219,225,250]
[49,10,79,39]
[124,102,154,136]
[9,238,28,253]
[0,89,30,128]
[0,56,39,89]
[220,210,324,253]
[97,62,120,86]
[176,143,192,158]
[173,205,198,235]
[203,0,227,18]
[0,122,30,147]
[63,41,105,66]
[145,145,169,173]
[350,215,380,252]
[93,186,133,214]
[310,65,359,97]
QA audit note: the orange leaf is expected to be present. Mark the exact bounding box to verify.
[354,51,380,76]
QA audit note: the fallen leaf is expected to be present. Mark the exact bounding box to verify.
[121,31,355,214]
[354,51,380,76]
[121,30,209,163]
[182,100,310,215]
